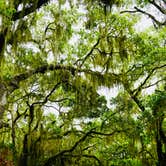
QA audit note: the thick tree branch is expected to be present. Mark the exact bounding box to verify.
[124,64,166,112]
[49,97,71,103]
[43,129,94,166]
[13,108,28,124]
[120,10,138,14]
[142,78,165,89]
[121,7,166,26]
[148,0,166,14]
[12,0,50,21]
[43,129,125,166]
[47,130,85,140]
[133,64,166,97]
[8,64,119,92]
[31,82,62,106]
[125,85,145,112]
[134,7,166,26]
[90,130,126,136]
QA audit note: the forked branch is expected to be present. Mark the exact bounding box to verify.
[121,6,166,26]
[43,129,126,166]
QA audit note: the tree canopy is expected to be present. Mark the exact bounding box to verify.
[0,0,165,166]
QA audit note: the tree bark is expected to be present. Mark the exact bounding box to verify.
[156,119,166,166]
[153,97,166,166]
[18,134,29,166]
[0,82,7,129]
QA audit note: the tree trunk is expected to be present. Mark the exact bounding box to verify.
[18,134,29,166]
[156,118,166,166]
[0,82,8,128]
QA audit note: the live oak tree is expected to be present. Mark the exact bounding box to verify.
[0,0,165,166]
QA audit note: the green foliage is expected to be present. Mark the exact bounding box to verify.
[0,0,165,166]
[136,0,149,7]
[0,0,16,18]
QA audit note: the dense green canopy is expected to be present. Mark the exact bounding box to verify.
[0,0,165,166]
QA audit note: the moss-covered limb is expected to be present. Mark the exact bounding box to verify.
[0,63,118,128]
[43,129,126,166]
[12,0,50,21]
[7,64,120,92]
[42,129,93,166]
[0,81,8,128]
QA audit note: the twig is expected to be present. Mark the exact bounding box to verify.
[75,38,101,67]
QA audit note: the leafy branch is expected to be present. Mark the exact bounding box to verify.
[43,128,126,166]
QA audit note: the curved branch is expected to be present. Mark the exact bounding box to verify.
[12,0,50,21]
[148,0,166,14]
[133,64,166,97]
[43,129,125,166]
[134,7,166,26]
[43,129,94,166]
[142,78,165,89]
[31,82,62,106]
[74,38,101,67]
[120,10,137,14]
[121,6,166,26]
[124,64,166,112]
[8,64,119,92]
